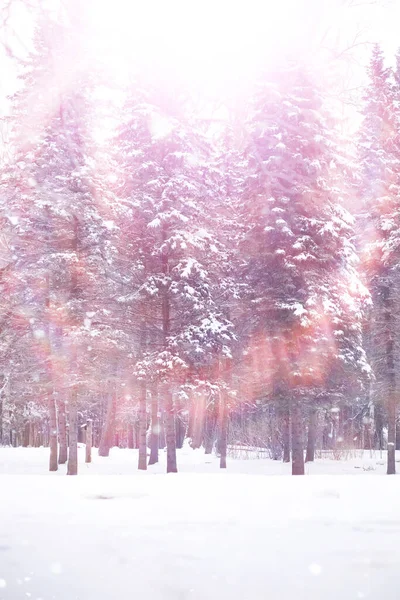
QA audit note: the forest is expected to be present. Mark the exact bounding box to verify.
[0,0,399,480]
[3,3,400,600]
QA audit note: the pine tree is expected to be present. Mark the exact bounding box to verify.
[243,61,369,474]
[113,84,235,472]
[358,45,400,475]
[4,16,118,473]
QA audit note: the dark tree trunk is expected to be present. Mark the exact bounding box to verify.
[134,420,140,449]
[148,384,159,465]
[291,398,305,475]
[165,387,177,473]
[396,420,400,451]
[67,391,78,475]
[85,419,92,463]
[305,407,317,463]
[218,386,227,469]
[138,380,147,470]
[382,284,396,474]
[58,399,68,464]
[375,403,384,450]
[282,401,291,462]
[48,391,58,472]
[161,234,177,473]
[46,320,58,471]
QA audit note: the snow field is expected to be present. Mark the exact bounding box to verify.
[0,447,400,600]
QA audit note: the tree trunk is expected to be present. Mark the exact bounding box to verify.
[218,387,227,469]
[148,384,159,465]
[44,249,58,471]
[138,380,147,470]
[375,403,384,450]
[204,438,213,454]
[282,402,291,462]
[66,346,78,475]
[85,419,92,463]
[291,398,305,475]
[58,399,68,464]
[382,284,396,475]
[305,407,317,463]
[134,420,139,448]
[396,420,400,451]
[161,233,177,473]
[165,387,177,473]
[98,390,116,457]
[67,392,78,475]
[48,391,58,472]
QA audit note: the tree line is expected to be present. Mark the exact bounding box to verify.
[0,13,399,475]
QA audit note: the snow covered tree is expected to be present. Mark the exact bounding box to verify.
[113,83,235,472]
[3,15,119,473]
[242,61,369,474]
[358,44,400,474]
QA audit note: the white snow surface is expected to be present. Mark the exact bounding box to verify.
[1,446,400,600]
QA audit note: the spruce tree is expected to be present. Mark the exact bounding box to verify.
[243,61,369,474]
[359,45,400,474]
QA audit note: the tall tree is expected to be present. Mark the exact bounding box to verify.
[243,61,369,474]
[358,45,400,475]
[113,84,235,472]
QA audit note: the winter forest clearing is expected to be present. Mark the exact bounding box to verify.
[2,0,400,597]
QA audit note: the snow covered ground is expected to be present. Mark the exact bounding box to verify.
[1,447,400,600]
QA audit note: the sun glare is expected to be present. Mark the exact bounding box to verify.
[79,0,394,108]
[86,0,306,90]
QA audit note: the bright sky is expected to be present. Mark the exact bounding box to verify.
[83,0,400,78]
[0,0,399,138]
